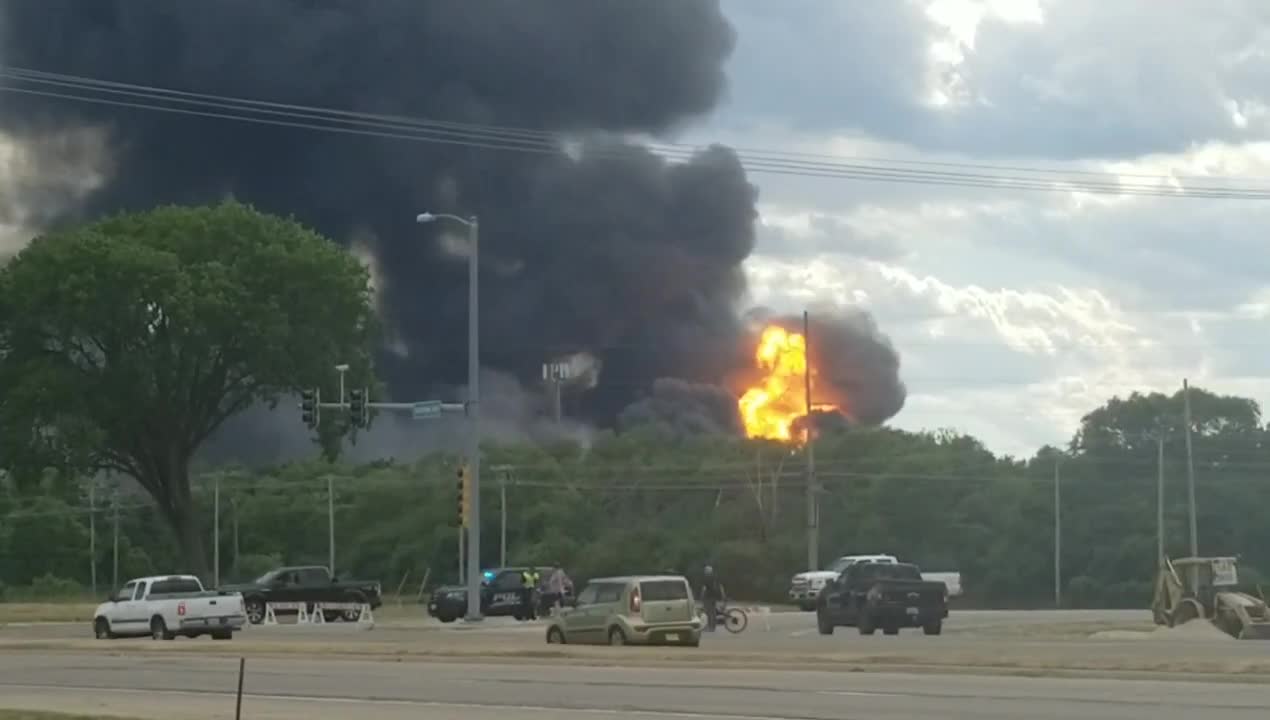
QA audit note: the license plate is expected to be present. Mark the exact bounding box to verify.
[666,633,679,641]
[906,607,919,616]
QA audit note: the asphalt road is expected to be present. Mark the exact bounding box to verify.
[1,650,1266,720]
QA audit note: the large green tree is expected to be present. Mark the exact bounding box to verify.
[0,201,377,579]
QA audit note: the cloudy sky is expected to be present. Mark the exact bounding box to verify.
[683,0,1270,457]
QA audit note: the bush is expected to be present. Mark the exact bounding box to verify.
[25,573,83,600]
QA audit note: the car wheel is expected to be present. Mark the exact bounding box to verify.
[858,613,876,635]
[150,616,174,641]
[93,617,114,640]
[883,626,900,636]
[546,626,566,644]
[799,601,815,612]
[244,598,266,625]
[816,611,834,635]
[608,627,627,646]
[923,620,942,636]
[438,614,457,624]
[212,630,233,640]
[341,591,367,622]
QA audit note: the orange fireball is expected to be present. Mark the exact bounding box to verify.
[738,325,836,443]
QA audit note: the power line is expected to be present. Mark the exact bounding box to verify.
[5,67,1270,200]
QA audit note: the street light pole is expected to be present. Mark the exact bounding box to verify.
[418,211,482,621]
[335,364,349,406]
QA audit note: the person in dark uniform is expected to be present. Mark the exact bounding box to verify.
[700,565,726,632]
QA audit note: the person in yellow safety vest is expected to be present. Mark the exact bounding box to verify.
[521,567,541,619]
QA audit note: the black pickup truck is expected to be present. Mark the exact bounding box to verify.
[815,561,948,636]
[221,565,382,624]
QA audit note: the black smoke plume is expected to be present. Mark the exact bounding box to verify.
[0,1,905,457]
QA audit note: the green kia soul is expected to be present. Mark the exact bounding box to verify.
[544,575,702,646]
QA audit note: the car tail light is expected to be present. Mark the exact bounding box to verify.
[630,586,641,614]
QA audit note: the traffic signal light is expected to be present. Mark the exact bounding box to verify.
[457,464,471,527]
[300,388,320,429]
[349,388,367,428]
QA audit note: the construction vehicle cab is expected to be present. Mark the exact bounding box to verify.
[1152,556,1270,640]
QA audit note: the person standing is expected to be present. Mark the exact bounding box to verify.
[700,565,725,632]
[521,566,541,620]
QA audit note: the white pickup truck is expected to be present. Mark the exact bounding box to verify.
[92,575,247,640]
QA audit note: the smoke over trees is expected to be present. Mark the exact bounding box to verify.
[0,0,906,455]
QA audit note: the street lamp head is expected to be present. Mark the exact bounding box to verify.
[334,363,350,372]
[415,212,436,224]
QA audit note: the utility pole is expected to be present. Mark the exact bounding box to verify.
[501,474,508,567]
[1182,378,1199,591]
[1182,379,1198,556]
[803,310,819,572]
[1156,433,1165,567]
[213,475,221,587]
[327,475,336,576]
[111,490,119,590]
[89,481,97,597]
[1053,458,1061,608]
[466,216,482,621]
[490,465,513,567]
[231,498,240,579]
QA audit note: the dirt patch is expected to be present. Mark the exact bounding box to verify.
[1091,620,1237,641]
[0,710,145,720]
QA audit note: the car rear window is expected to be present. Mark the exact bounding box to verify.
[150,579,202,595]
[640,580,689,601]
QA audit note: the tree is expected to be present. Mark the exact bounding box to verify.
[0,201,377,579]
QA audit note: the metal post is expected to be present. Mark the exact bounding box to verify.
[1156,433,1165,567]
[553,380,562,423]
[458,525,465,583]
[232,498,240,579]
[89,481,97,597]
[1183,379,1199,590]
[327,475,336,576]
[213,475,221,588]
[1182,379,1198,557]
[111,491,119,590]
[466,216,483,621]
[1054,459,1061,608]
[803,310,818,572]
[500,471,508,568]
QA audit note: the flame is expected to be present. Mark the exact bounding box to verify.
[738,325,837,443]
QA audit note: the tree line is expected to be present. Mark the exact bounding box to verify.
[5,384,1269,607]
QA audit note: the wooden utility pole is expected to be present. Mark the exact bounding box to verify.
[1053,459,1061,608]
[803,310,818,572]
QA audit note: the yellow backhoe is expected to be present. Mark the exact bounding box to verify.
[1151,556,1270,640]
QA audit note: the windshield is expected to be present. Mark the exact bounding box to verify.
[253,570,280,585]
[827,557,854,573]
